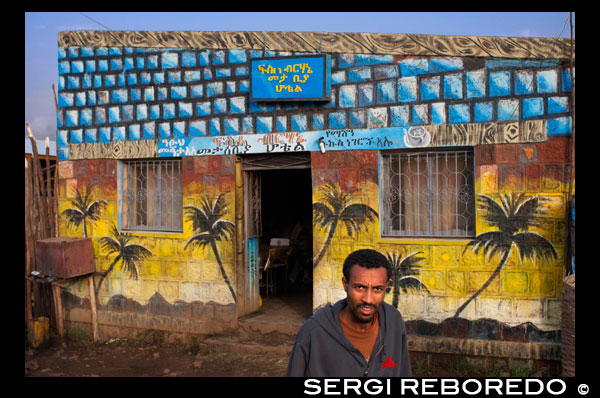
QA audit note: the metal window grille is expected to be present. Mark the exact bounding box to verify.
[122,159,183,232]
[381,149,475,237]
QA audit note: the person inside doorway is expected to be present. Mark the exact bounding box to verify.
[286,249,411,377]
[287,217,312,286]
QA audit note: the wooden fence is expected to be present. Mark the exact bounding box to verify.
[25,123,59,338]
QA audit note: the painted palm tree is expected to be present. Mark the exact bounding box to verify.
[385,251,430,309]
[184,193,236,303]
[313,181,378,268]
[61,185,107,238]
[454,193,558,318]
[96,223,152,297]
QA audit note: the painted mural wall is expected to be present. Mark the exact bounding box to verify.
[55,30,573,342]
[57,155,239,337]
[310,139,569,339]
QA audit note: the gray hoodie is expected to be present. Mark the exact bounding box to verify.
[287,298,412,377]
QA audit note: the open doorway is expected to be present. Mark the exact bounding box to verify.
[259,168,313,319]
[240,153,313,324]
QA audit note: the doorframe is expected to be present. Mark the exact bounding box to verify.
[235,153,312,319]
[234,156,247,317]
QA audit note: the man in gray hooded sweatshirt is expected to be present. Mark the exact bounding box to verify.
[287,249,411,377]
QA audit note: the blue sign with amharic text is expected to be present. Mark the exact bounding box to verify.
[250,54,331,101]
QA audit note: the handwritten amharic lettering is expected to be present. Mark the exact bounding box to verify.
[257,61,314,95]
[257,131,306,146]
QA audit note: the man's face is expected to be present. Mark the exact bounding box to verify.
[342,264,389,325]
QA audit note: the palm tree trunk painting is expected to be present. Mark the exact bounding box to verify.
[385,251,430,309]
[210,239,236,303]
[94,255,121,297]
[313,181,378,269]
[184,193,237,303]
[454,193,558,318]
[454,250,510,318]
[312,218,337,269]
[96,224,152,297]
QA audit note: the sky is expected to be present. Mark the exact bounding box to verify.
[25,12,575,143]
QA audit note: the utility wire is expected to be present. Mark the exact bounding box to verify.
[78,12,131,78]
[79,12,112,30]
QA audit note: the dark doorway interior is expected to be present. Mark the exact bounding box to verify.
[259,168,312,319]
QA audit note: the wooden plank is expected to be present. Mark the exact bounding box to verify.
[52,84,60,237]
[88,275,99,342]
[52,283,65,343]
[44,137,55,237]
[53,149,59,237]
[24,159,33,328]
[26,123,50,238]
[58,30,573,60]
[234,156,246,317]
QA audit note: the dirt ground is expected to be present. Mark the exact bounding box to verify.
[25,338,291,377]
[24,337,507,378]
[24,291,553,378]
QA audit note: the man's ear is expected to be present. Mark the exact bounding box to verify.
[342,276,348,292]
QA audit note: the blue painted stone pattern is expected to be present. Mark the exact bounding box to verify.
[56,44,574,160]
[523,98,544,119]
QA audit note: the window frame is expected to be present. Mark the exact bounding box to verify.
[379,146,476,239]
[118,157,183,233]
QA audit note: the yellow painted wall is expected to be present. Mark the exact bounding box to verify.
[310,150,571,331]
[57,159,237,309]
[57,138,572,333]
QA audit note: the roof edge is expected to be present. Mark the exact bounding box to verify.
[58,30,574,60]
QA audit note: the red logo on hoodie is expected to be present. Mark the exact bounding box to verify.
[382,355,397,369]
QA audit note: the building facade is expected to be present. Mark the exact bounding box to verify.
[55,30,574,360]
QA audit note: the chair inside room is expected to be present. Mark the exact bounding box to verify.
[261,238,292,296]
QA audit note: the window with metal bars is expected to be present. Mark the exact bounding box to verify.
[121,159,183,232]
[381,148,475,238]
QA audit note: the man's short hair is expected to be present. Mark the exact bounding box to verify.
[342,249,392,281]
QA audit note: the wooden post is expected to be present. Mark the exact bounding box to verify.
[52,283,65,345]
[88,275,99,342]
[26,123,50,238]
[54,151,59,237]
[234,156,245,317]
[24,159,34,329]
[24,231,33,325]
[52,83,60,237]
[44,137,55,237]
[52,84,59,111]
